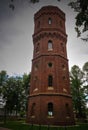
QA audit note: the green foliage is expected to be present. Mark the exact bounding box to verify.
[0,70,8,101]
[82,62,88,99]
[68,0,88,41]
[3,76,24,115]
[0,71,30,117]
[22,73,31,111]
[83,62,88,72]
[70,65,87,119]
[0,70,8,88]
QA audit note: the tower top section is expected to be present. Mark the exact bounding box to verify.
[34,5,65,21]
[34,5,66,35]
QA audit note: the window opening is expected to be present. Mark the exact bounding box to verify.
[37,21,40,28]
[48,18,52,24]
[63,76,66,80]
[62,64,66,71]
[65,103,70,117]
[31,103,36,116]
[48,40,53,50]
[35,64,38,71]
[48,75,53,87]
[48,62,52,67]
[48,103,53,116]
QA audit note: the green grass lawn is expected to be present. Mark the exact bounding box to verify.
[0,121,88,130]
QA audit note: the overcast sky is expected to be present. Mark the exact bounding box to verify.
[0,0,88,76]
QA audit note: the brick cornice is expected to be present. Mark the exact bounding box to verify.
[29,93,72,98]
[32,54,68,62]
[33,30,67,43]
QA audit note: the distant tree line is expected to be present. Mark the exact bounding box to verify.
[0,62,88,122]
[0,71,30,119]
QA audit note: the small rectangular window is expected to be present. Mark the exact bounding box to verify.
[48,40,53,50]
[48,18,52,24]
[48,75,53,87]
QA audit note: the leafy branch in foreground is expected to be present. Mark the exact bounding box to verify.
[68,0,88,41]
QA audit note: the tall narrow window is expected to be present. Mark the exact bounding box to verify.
[48,40,53,50]
[65,103,70,117]
[31,103,36,116]
[48,103,53,116]
[48,18,52,24]
[48,75,53,87]
[62,64,66,71]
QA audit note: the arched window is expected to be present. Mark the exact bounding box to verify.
[48,103,53,116]
[48,18,52,24]
[35,64,38,71]
[31,103,36,116]
[48,40,53,50]
[65,103,70,117]
[62,64,66,71]
[48,75,53,87]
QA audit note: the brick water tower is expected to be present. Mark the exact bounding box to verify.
[27,6,75,125]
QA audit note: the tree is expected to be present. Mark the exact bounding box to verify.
[68,0,88,41]
[0,70,8,89]
[0,70,9,123]
[83,62,88,84]
[0,70,8,105]
[23,73,31,96]
[82,62,88,102]
[22,73,31,113]
[0,71,31,118]
[70,65,86,119]
[1,75,24,116]
[2,76,21,116]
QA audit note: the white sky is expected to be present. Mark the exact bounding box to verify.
[0,0,88,76]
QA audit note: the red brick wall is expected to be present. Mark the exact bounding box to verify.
[27,6,75,126]
[27,95,75,125]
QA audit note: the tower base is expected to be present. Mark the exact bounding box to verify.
[27,94,75,126]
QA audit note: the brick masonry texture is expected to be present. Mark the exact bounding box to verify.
[27,5,75,126]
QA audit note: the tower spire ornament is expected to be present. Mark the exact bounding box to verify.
[27,5,75,126]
